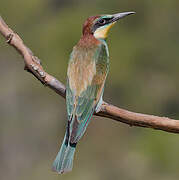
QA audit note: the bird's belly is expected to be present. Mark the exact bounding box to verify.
[68,59,96,96]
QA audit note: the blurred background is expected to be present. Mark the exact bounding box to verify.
[0,0,179,180]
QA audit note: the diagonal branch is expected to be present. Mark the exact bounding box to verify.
[0,16,179,134]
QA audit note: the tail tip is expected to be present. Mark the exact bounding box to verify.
[52,165,72,174]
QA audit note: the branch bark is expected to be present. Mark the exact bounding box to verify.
[0,16,179,134]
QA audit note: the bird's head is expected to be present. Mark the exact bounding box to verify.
[82,12,135,39]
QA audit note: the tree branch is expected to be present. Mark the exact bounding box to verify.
[0,16,179,134]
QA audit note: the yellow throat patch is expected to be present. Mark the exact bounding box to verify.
[94,22,116,39]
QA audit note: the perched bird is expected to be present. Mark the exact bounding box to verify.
[52,11,135,174]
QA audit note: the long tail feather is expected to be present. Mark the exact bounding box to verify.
[52,135,76,174]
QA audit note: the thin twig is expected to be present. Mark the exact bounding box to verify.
[0,16,179,134]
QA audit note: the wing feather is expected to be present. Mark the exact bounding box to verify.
[66,42,109,145]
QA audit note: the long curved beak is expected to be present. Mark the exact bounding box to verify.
[112,12,135,22]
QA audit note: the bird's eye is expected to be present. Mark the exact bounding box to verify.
[98,19,106,25]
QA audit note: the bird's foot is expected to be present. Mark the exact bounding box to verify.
[95,99,105,113]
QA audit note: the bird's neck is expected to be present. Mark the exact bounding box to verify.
[78,34,106,48]
[96,38,107,46]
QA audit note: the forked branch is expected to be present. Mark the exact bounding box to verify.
[1,16,179,134]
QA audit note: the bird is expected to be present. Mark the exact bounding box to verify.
[52,11,135,174]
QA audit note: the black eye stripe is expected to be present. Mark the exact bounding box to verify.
[92,17,114,33]
[98,18,113,25]
[98,19,106,24]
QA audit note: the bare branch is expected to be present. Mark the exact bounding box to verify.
[0,16,179,134]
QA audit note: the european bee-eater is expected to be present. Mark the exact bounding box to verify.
[52,11,135,174]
